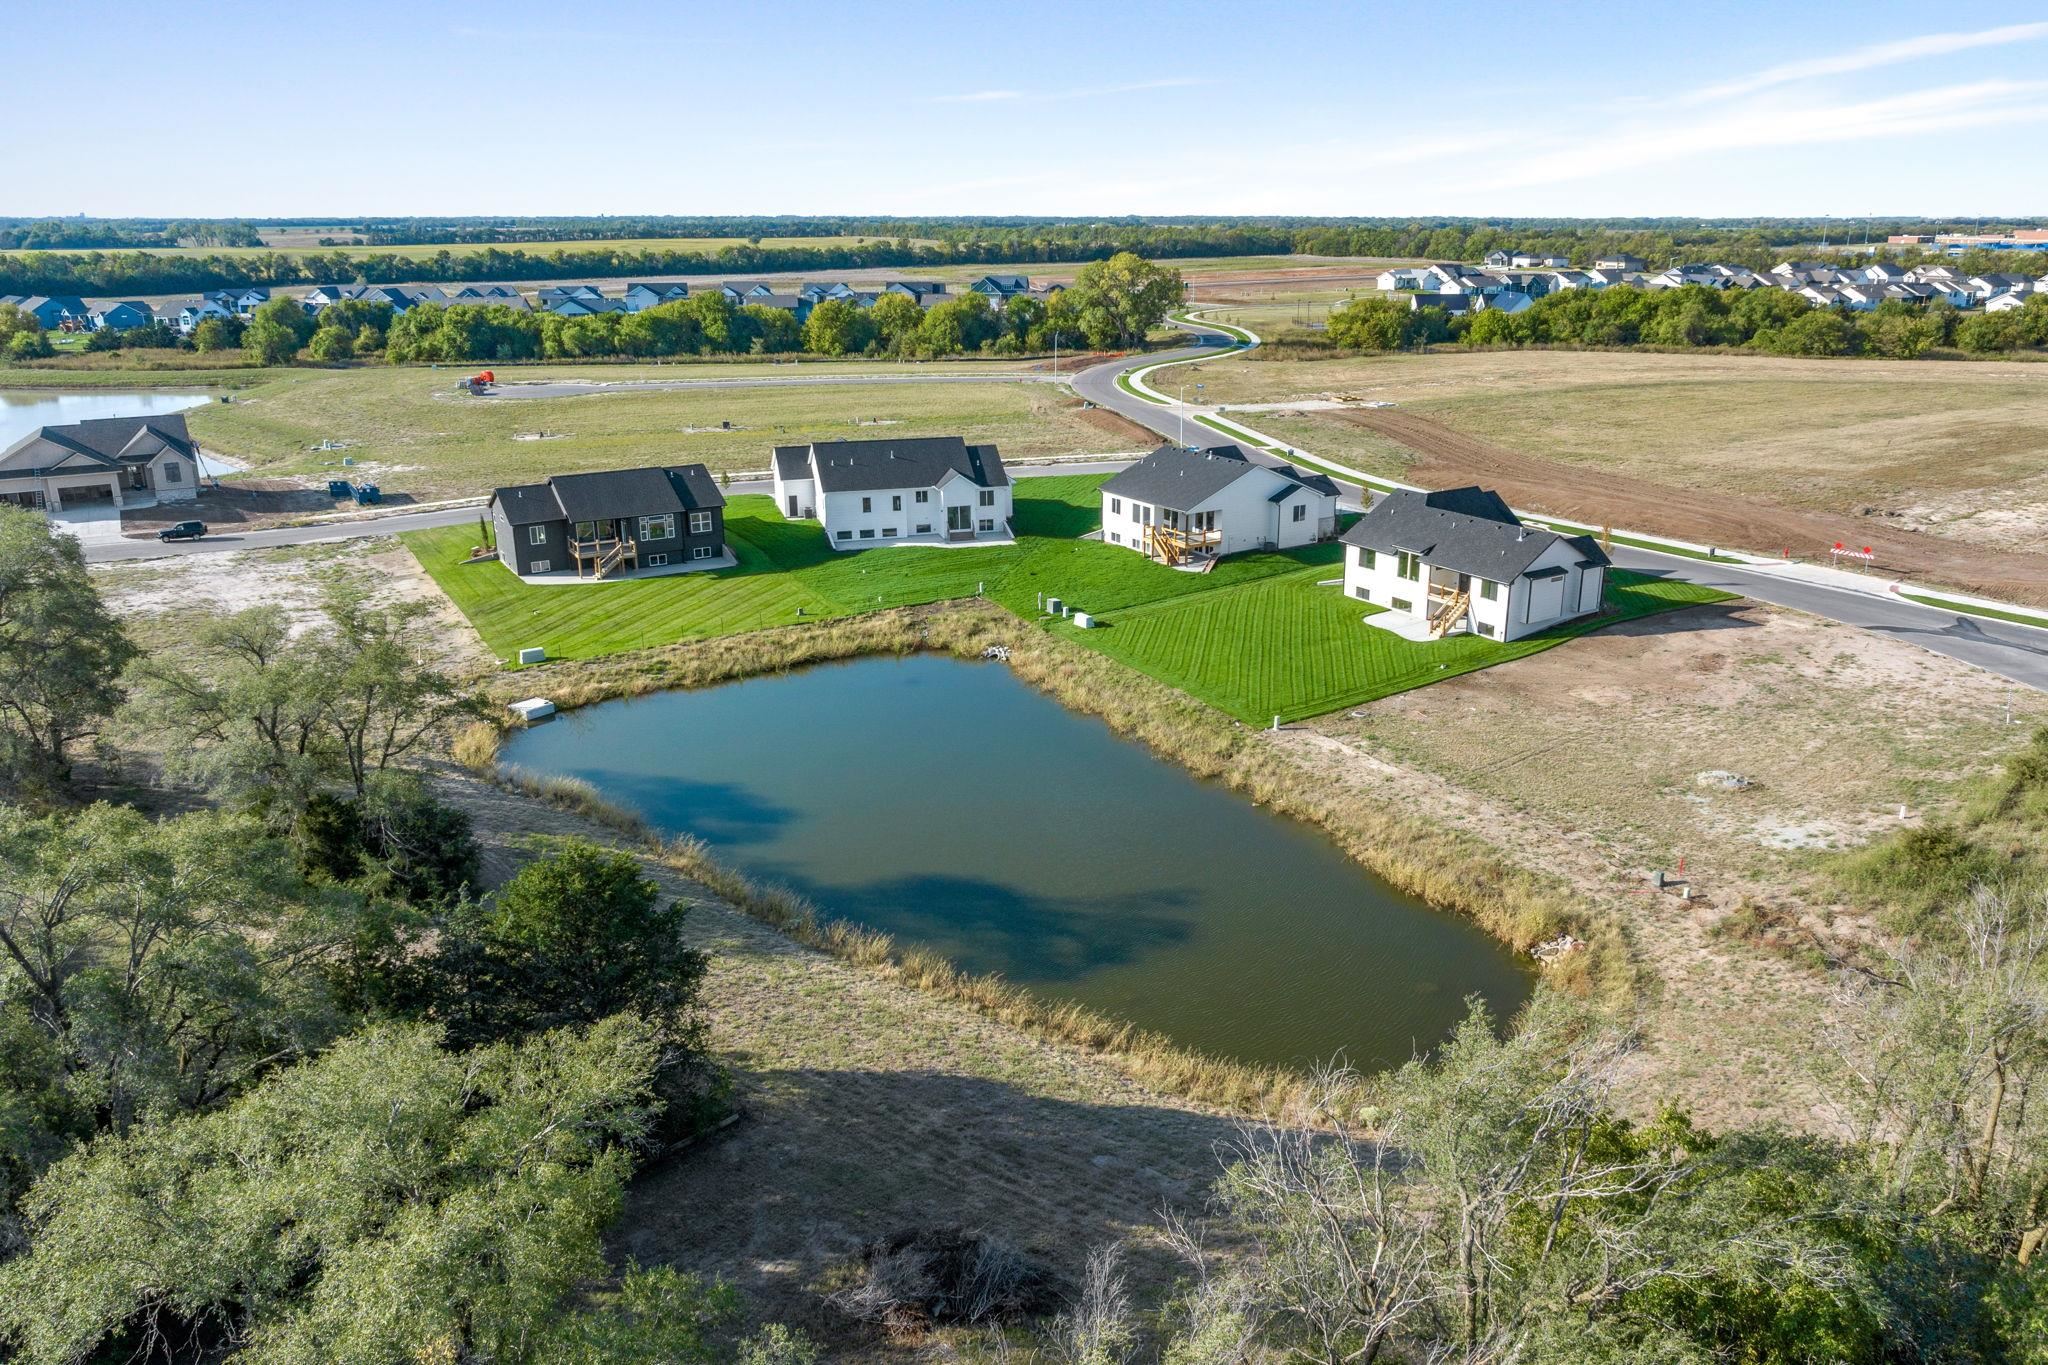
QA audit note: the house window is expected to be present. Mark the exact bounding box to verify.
[688,510,713,535]
[1353,585,1370,601]
[891,495,902,511]
[1479,579,1498,601]
[530,559,551,573]
[692,545,715,560]
[1291,503,1305,523]
[639,513,675,540]
[1396,551,1419,581]
[528,526,547,546]
[978,490,995,507]
[837,529,852,540]
[574,521,595,540]
[1477,622,1497,638]
[859,528,874,539]
[1109,532,1121,544]
[915,523,931,534]
[646,553,669,567]
[1356,546,1375,569]
[861,497,872,513]
[1110,497,1122,515]
[882,528,897,538]
[915,490,929,503]
[1390,597,1413,613]
[162,461,183,483]
[978,518,994,532]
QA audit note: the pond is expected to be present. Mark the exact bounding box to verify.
[0,390,213,451]
[500,654,1532,1070]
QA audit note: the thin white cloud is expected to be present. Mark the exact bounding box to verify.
[1681,21,2048,103]
[927,77,1205,105]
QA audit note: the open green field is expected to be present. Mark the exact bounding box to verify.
[183,363,1136,497]
[407,475,1727,721]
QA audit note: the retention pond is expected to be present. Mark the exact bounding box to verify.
[501,653,1531,1069]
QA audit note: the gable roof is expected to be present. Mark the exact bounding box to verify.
[1340,485,1610,581]
[489,464,725,525]
[784,436,1009,494]
[0,414,195,475]
[1099,443,1335,509]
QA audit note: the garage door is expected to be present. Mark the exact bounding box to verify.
[1527,575,1565,623]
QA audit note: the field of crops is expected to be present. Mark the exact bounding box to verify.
[410,475,1724,720]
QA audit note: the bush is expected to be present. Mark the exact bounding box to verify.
[829,1228,1064,1332]
[1832,822,2001,929]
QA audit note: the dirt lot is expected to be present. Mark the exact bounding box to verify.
[445,771,1235,1361]
[1330,405,2048,604]
[1277,599,2048,1129]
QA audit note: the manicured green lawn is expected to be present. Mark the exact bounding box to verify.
[408,473,1730,719]
[1058,566,1731,723]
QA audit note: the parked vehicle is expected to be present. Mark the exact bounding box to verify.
[157,520,207,542]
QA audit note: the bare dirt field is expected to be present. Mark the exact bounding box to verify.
[446,771,1234,1362]
[1168,348,2048,600]
[1277,598,2048,1129]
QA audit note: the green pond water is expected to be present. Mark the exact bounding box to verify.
[501,653,1532,1069]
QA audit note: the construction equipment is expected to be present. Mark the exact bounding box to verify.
[460,370,496,395]
[1428,589,1470,638]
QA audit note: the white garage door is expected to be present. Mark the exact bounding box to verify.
[1527,575,1565,623]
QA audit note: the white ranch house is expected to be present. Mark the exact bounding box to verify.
[1339,486,1610,641]
[0,414,202,513]
[1098,443,1338,566]
[772,435,1013,549]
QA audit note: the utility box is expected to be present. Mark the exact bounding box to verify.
[1073,612,1094,629]
[518,646,546,665]
[1045,596,1063,616]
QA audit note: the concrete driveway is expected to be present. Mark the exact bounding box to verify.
[47,501,130,545]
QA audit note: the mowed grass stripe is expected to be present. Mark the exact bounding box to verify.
[410,473,1729,719]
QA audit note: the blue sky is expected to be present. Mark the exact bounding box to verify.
[8,1,2047,218]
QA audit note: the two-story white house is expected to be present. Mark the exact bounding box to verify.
[771,435,1013,549]
[1097,443,1339,565]
[1339,486,1610,641]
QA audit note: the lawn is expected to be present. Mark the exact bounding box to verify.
[410,474,1728,721]
[182,363,1127,498]
[1058,566,1729,723]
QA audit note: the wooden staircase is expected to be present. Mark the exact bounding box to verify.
[1428,589,1470,638]
[593,541,627,578]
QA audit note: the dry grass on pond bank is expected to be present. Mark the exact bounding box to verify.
[471,598,1623,1027]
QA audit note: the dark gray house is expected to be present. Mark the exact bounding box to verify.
[490,464,728,579]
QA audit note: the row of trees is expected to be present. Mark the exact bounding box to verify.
[0,227,1243,297]
[68,253,1180,367]
[0,508,799,1359]
[1327,286,2048,359]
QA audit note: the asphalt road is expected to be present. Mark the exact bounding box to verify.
[478,371,1064,399]
[1068,321,2048,693]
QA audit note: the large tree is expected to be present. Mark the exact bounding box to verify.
[1069,251,1185,349]
[0,507,136,797]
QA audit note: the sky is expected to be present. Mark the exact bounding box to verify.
[6,0,2048,219]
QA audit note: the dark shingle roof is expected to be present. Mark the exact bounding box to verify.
[796,436,1008,493]
[771,445,811,480]
[1100,444,1337,508]
[1340,486,1610,581]
[489,465,725,525]
[0,415,195,472]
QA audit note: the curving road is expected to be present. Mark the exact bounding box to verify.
[1069,318,2048,693]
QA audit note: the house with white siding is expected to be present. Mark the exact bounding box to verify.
[771,435,1012,549]
[1097,444,1338,565]
[1339,486,1610,641]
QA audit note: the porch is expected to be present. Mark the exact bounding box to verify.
[514,547,736,586]
[1424,567,1474,638]
[569,518,637,579]
[1141,510,1223,569]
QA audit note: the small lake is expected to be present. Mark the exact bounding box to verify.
[501,655,1532,1070]
[0,390,213,451]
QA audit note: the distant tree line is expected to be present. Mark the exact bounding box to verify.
[0,229,1257,298]
[0,218,262,251]
[1328,286,2048,359]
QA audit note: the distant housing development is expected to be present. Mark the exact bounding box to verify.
[1340,486,1610,641]
[1098,443,1338,566]
[1371,256,2046,314]
[771,435,1013,549]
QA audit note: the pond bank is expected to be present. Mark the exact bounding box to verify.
[463,602,1622,1100]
